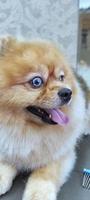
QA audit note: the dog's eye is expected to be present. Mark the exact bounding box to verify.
[30,76,43,88]
[59,74,64,81]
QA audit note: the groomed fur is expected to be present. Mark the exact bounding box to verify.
[0,37,86,200]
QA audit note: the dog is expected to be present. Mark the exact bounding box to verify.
[0,37,88,200]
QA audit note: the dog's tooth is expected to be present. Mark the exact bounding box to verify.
[49,114,52,119]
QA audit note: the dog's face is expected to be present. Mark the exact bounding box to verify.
[0,38,77,125]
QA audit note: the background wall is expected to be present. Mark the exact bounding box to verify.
[0,0,78,68]
[78,8,90,65]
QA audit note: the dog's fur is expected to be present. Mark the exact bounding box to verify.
[0,37,88,200]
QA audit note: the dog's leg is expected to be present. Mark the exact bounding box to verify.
[23,150,76,200]
[0,162,17,195]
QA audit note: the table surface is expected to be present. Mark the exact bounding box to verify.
[0,135,90,200]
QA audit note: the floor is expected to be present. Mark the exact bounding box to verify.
[0,135,90,200]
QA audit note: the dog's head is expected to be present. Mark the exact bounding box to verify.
[0,37,77,125]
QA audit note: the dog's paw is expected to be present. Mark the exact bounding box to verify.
[0,174,13,195]
[0,164,17,196]
[23,179,56,200]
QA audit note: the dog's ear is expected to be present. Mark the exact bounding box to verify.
[0,36,16,56]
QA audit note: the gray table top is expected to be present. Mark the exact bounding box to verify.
[0,135,90,200]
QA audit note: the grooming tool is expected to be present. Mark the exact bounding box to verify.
[82,168,90,189]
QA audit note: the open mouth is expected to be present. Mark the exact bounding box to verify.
[26,106,69,125]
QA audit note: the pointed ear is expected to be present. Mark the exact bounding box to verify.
[0,36,16,56]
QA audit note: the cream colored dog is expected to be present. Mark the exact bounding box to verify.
[0,37,87,200]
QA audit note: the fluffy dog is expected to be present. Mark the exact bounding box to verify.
[0,37,88,200]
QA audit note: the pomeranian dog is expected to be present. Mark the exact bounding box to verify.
[0,37,88,200]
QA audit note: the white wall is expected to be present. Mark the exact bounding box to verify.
[0,0,78,67]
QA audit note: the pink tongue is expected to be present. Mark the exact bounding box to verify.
[48,109,69,125]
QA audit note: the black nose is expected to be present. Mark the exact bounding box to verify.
[58,88,72,104]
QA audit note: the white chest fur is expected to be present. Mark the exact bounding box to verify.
[0,86,86,171]
[0,123,42,170]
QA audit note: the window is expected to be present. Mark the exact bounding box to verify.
[81,29,88,48]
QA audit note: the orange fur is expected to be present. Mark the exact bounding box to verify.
[0,37,76,120]
[0,37,86,199]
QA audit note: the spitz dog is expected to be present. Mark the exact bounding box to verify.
[0,37,89,200]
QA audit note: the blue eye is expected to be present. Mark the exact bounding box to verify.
[30,76,43,88]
